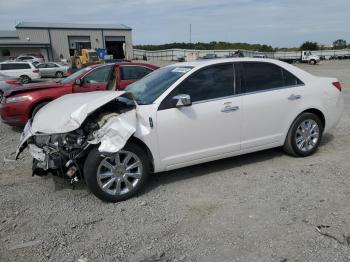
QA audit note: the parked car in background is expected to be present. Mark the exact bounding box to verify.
[253,54,267,58]
[15,58,343,202]
[201,53,218,59]
[0,62,158,125]
[0,73,22,101]
[16,54,44,64]
[36,62,69,78]
[226,50,244,58]
[0,62,41,83]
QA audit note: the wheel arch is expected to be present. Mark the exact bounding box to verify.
[300,108,325,130]
[284,107,326,144]
[128,136,155,172]
[29,99,52,117]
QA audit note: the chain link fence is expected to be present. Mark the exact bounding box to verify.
[134,48,350,62]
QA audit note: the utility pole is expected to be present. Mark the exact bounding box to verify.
[189,24,192,44]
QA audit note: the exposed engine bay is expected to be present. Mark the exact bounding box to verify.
[16,93,138,185]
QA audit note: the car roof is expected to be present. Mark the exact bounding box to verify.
[170,57,314,81]
[92,62,159,69]
[170,57,286,68]
[0,61,32,64]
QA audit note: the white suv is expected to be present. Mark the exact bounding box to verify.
[0,62,41,83]
[16,55,44,65]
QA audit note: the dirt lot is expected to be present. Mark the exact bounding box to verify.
[0,60,349,262]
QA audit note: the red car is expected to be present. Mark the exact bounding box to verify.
[0,62,158,126]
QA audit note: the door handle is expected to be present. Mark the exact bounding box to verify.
[288,94,302,100]
[221,105,239,113]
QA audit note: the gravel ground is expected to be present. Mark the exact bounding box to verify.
[0,60,349,262]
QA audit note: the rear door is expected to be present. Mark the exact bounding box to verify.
[118,65,154,90]
[74,65,113,93]
[239,62,305,149]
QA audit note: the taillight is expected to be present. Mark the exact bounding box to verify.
[6,80,22,85]
[33,69,39,73]
[332,81,342,91]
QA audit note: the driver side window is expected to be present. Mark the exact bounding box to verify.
[83,65,113,84]
[177,63,235,103]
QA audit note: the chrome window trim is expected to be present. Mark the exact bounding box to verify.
[233,63,236,95]
[157,61,305,110]
[190,83,305,105]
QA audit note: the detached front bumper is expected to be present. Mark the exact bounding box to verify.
[15,120,34,159]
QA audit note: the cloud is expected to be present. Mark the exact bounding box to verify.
[0,0,349,47]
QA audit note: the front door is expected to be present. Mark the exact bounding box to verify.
[36,63,49,77]
[73,64,113,93]
[156,63,242,169]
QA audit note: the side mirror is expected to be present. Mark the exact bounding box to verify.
[75,78,82,86]
[172,94,192,108]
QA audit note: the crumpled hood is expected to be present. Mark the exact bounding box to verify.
[31,91,126,134]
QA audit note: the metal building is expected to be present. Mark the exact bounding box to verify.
[0,22,133,61]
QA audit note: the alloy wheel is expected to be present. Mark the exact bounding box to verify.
[96,150,143,196]
[295,119,320,152]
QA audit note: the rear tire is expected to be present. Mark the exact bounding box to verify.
[55,71,64,78]
[84,142,150,202]
[283,113,323,157]
[20,75,31,84]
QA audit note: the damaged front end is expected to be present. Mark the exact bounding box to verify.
[16,91,137,185]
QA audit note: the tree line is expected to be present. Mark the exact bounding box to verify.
[134,39,349,51]
[134,41,274,52]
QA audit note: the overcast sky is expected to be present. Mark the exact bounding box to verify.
[0,0,349,47]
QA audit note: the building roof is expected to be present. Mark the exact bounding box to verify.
[15,22,132,30]
[0,31,18,38]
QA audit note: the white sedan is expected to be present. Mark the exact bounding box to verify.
[17,58,344,202]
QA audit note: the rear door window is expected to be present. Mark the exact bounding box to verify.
[243,62,284,93]
[282,69,303,86]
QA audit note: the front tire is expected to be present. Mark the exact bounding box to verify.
[283,113,323,157]
[84,142,150,202]
[309,59,317,65]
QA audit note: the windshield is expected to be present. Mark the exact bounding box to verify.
[61,67,91,84]
[124,66,192,104]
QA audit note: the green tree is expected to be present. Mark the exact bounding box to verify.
[333,39,347,49]
[300,41,319,51]
[134,42,274,52]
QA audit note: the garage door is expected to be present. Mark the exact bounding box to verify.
[68,36,91,49]
[105,36,125,42]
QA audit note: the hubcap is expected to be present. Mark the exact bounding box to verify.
[97,150,142,196]
[295,119,320,152]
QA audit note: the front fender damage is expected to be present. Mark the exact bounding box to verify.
[88,110,137,153]
[15,92,142,185]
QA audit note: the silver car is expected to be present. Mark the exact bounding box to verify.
[0,72,22,101]
[36,62,69,78]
